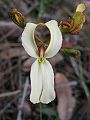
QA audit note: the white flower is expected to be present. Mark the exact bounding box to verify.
[21,20,62,104]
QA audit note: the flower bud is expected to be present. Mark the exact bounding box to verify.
[9,8,26,28]
[59,3,86,34]
[61,48,81,59]
[76,3,85,12]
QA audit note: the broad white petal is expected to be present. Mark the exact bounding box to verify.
[40,60,56,104]
[45,20,63,58]
[21,23,38,58]
[30,59,42,104]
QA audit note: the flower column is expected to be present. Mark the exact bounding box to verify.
[21,20,63,104]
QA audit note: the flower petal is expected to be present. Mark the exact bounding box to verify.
[21,23,38,58]
[45,20,63,58]
[30,59,42,104]
[40,60,56,104]
[76,3,85,12]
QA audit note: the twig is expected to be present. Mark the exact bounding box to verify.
[0,90,21,98]
[0,95,20,115]
[0,21,22,40]
[16,77,29,120]
[55,81,78,88]
[0,65,18,81]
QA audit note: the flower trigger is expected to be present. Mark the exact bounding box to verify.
[38,47,46,63]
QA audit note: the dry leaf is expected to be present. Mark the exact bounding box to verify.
[23,101,31,115]
[62,41,72,48]
[0,21,22,37]
[55,73,76,120]
[1,46,27,59]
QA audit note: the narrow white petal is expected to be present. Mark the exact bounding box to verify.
[40,60,56,104]
[30,59,42,104]
[21,23,38,58]
[45,20,63,58]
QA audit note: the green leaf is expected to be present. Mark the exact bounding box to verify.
[61,48,81,59]
[38,0,53,18]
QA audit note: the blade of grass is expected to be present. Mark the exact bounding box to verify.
[70,58,89,99]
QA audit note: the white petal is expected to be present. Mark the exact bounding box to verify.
[30,59,42,104]
[40,60,56,104]
[45,20,63,58]
[21,23,38,58]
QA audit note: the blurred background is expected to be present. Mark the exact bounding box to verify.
[0,0,90,120]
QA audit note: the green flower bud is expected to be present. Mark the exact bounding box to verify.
[59,3,86,34]
[61,48,81,59]
[9,8,26,28]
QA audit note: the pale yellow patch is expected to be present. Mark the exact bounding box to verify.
[76,3,86,12]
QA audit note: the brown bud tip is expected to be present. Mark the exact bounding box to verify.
[9,8,26,28]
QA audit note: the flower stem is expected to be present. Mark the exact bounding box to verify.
[40,103,42,120]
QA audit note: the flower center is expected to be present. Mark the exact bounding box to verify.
[38,47,46,63]
[34,23,51,48]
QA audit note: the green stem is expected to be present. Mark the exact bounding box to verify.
[79,61,90,98]
[80,75,89,98]
[38,0,44,19]
[40,103,42,120]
